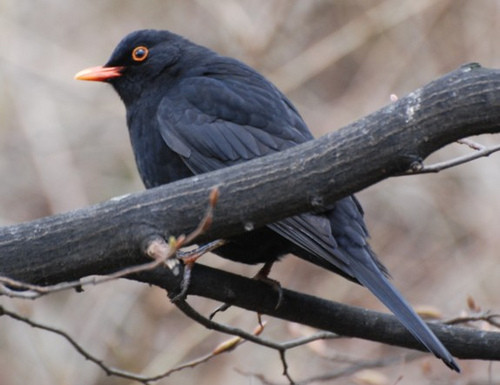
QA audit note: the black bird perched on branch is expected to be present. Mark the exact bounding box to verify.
[75,29,459,371]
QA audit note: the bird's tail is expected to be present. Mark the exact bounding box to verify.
[348,252,460,372]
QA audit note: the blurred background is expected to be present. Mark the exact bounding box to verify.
[1,0,499,384]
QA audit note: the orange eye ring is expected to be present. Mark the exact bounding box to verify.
[132,46,149,62]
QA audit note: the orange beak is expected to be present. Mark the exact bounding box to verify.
[74,66,124,82]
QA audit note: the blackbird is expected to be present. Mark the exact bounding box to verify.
[76,29,459,371]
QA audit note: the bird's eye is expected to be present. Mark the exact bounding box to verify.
[132,46,149,62]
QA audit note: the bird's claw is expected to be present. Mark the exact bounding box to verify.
[209,261,283,319]
[253,261,283,310]
[170,256,195,302]
[209,303,231,320]
[256,275,283,310]
[170,239,226,302]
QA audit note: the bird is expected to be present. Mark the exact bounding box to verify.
[75,29,459,372]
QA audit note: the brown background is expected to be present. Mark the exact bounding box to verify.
[1,1,499,384]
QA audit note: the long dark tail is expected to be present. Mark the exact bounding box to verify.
[348,252,460,372]
[269,197,460,371]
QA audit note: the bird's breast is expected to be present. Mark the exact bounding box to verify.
[127,110,193,188]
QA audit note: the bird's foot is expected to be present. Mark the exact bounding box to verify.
[170,239,226,302]
[209,260,282,320]
[253,261,283,310]
[209,302,232,319]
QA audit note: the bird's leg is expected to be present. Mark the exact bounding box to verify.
[170,239,227,302]
[209,260,283,320]
[253,260,283,310]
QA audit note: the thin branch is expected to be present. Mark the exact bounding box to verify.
[175,300,291,349]
[0,300,341,385]
[279,349,294,384]
[403,143,500,174]
[238,351,425,385]
[174,299,340,384]
[175,299,339,351]
[129,320,267,383]
[0,303,269,384]
[444,312,500,328]
[0,257,168,299]
[180,187,220,246]
[0,237,178,299]
[279,332,341,350]
[0,305,153,384]
[457,138,486,150]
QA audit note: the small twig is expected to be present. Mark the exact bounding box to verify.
[279,332,341,350]
[176,299,339,350]
[174,299,339,384]
[175,299,289,349]
[178,187,220,247]
[279,349,294,384]
[0,255,170,300]
[130,320,267,382]
[403,143,500,175]
[0,305,154,384]
[238,351,424,385]
[0,303,266,384]
[444,312,500,328]
[457,138,485,151]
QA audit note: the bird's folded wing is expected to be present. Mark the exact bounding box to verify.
[268,213,356,280]
[156,74,312,174]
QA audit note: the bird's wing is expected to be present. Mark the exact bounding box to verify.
[156,74,312,174]
[268,196,384,281]
[156,73,377,278]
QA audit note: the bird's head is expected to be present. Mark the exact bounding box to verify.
[75,29,191,105]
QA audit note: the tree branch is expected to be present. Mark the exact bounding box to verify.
[0,303,269,384]
[1,64,500,361]
[132,264,500,361]
[402,142,500,174]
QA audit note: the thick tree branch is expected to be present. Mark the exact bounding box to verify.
[1,64,500,360]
